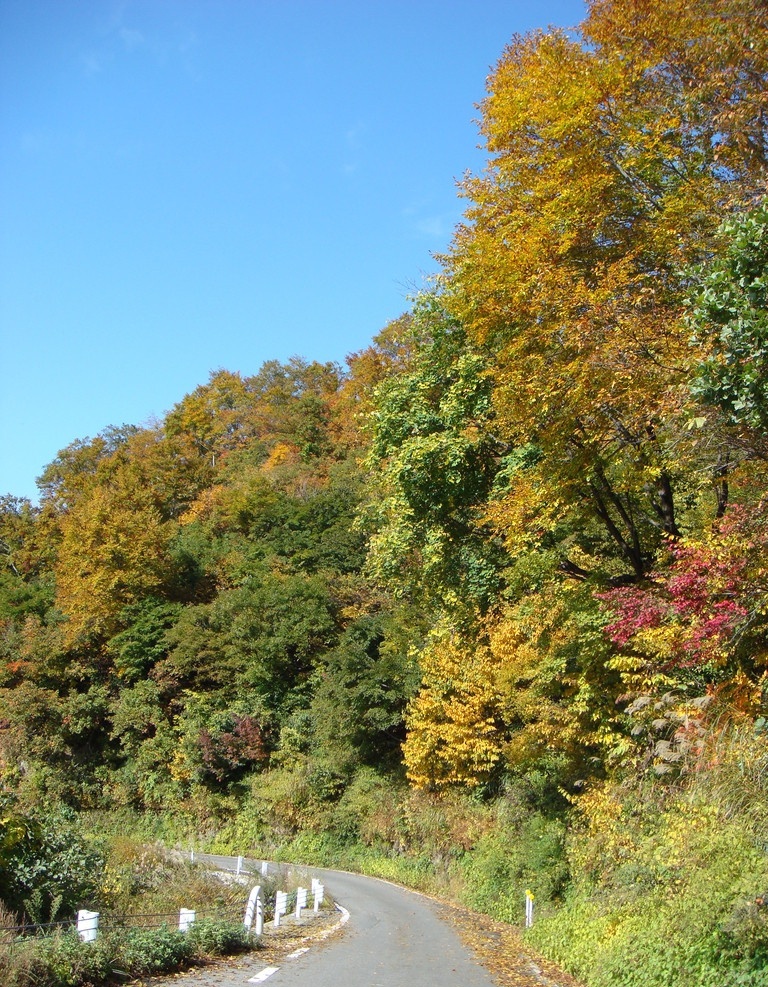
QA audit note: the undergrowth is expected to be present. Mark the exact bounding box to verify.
[525,723,768,986]
[0,920,256,987]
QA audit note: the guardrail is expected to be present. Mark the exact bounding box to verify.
[0,903,244,941]
[187,850,271,877]
[0,853,326,946]
[68,880,325,941]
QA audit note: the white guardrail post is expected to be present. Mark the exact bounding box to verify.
[274,890,288,927]
[312,878,324,912]
[77,909,99,942]
[179,908,196,932]
[295,886,308,918]
[244,885,264,935]
[525,890,534,927]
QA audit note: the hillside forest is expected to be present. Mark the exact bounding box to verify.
[2,2,768,985]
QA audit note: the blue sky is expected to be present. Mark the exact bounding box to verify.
[1,0,586,502]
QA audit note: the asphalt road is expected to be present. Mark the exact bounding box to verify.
[149,865,503,987]
[278,867,501,987]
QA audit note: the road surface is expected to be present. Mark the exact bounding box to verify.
[149,864,504,987]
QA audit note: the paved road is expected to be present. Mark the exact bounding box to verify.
[279,867,501,987]
[150,865,503,987]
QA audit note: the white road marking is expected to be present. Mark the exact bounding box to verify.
[248,965,280,983]
[247,899,350,983]
[286,947,310,960]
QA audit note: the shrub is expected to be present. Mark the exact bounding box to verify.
[0,800,104,924]
[525,729,768,987]
[460,812,568,923]
[0,917,259,987]
[0,932,115,987]
[115,925,193,975]
[187,918,253,955]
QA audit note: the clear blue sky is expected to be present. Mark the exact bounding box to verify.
[1,0,586,503]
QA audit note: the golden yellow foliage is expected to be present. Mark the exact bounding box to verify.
[442,0,768,578]
[403,631,505,788]
[54,478,175,645]
[488,583,625,772]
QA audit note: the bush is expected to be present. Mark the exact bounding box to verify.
[187,918,253,955]
[116,925,193,975]
[460,812,568,923]
[0,919,258,987]
[0,800,105,924]
[0,932,115,987]
[527,887,768,987]
[525,733,768,987]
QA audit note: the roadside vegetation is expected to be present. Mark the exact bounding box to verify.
[0,825,261,987]
[2,2,767,985]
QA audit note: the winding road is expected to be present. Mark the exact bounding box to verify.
[269,867,501,987]
[152,862,505,987]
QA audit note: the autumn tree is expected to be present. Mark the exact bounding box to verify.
[54,476,176,646]
[599,500,768,706]
[0,497,53,623]
[240,358,344,466]
[164,369,251,469]
[403,627,506,789]
[443,0,768,581]
[36,426,139,511]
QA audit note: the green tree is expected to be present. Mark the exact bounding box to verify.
[310,613,420,774]
[365,293,507,617]
[688,200,768,435]
[162,573,338,722]
[107,598,183,683]
[0,796,104,923]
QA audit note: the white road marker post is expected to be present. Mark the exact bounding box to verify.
[312,881,324,912]
[244,885,264,935]
[179,908,196,932]
[525,890,534,928]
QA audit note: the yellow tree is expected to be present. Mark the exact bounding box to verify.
[403,629,505,788]
[488,582,625,779]
[54,473,175,645]
[164,369,250,467]
[444,0,768,579]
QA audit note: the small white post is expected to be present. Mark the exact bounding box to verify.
[261,860,269,876]
[244,885,263,935]
[190,848,195,863]
[274,890,288,928]
[312,882,324,912]
[295,886,308,918]
[236,854,243,877]
[179,908,196,932]
[525,890,534,928]
[77,909,99,943]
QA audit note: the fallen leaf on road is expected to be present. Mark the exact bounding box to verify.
[435,901,585,987]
